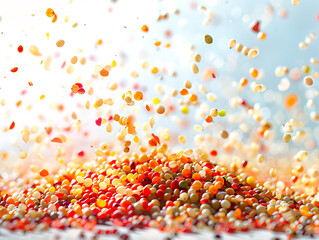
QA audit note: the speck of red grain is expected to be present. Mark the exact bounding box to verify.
[9,121,15,130]
[11,67,18,73]
[39,169,49,177]
[78,88,85,94]
[51,137,62,143]
[250,20,260,33]
[45,126,53,135]
[17,45,23,53]
[210,150,218,156]
[95,118,102,126]
[78,151,85,157]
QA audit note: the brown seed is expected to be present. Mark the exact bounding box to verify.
[220,130,229,139]
[204,34,213,44]
[304,76,313,86]
[156,105,165,114]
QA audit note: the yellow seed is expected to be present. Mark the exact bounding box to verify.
[248,48,259,58]
[83,178,93,187]
[178,135,186,144]
[283,134,291,143]
[257,154,264,163]
[194,54,201,63]
[270,168,277,178]
[96,199,106,208]
[291,0,300,6]
[71,56,78,64]
[19,150,27,159]
[210,108,218,117]
[228,39,236,49]
[29,46,42,56]
[192,63,199,74]
[153,98,160,104]
[246,176,255,186]
[236,43,243,52]
[242,47,250,56]
[185,80,192,89]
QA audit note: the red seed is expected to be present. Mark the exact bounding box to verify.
[51,137,62,143]
[143,187,151,197]
[17,45,23,53]
[77,88,85,94]
[9,121,15,130]
[39,169,49,177]
[210,150,218,156]
[78,151,85,157]
[250,20,260,33]
[95,118,102,126]
[11,67,18,72]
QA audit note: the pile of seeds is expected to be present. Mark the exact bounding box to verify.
[1,0,319,239]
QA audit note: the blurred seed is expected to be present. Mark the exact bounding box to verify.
[56,40,65,47]
[304,76,313,86]
[194,54,201,63]
[204,34,213,44]
[192,63,199,74]
[228,39,236,49]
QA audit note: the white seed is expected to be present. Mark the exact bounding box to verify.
[248,48,259,58]
[207,93,217,102]
[194,124,203,132]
